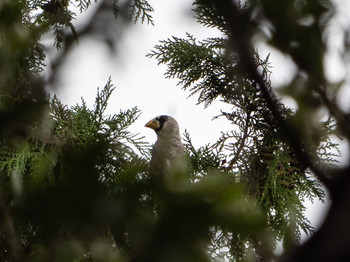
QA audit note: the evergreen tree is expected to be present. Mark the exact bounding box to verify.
[0,0,348,262]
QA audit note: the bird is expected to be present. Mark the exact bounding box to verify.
[145,115,186,179]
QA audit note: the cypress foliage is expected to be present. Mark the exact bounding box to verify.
[0,0,345,261]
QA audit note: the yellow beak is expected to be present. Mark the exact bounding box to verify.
[145,118,160,130]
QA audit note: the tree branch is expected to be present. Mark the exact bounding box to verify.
[210,0,334,191]
[317,84,350,142]
[209,0,350,261]
[0,187,22,262]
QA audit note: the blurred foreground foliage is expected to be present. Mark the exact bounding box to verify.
[0,0,347,262]
[0,80,264,262]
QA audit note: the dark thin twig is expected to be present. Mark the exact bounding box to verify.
[317,85,350,141]
[226,109,251,171]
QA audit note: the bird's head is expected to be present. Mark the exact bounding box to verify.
[145,115,181,139]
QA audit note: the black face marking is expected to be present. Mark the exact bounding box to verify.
[155,115,169,131]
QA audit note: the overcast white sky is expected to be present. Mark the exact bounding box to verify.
[52,0,235,147]
[45,0,350,237]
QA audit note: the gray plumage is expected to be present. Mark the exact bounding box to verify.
[145,115,185,178]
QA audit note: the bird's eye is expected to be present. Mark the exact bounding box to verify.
[157,115,169,123]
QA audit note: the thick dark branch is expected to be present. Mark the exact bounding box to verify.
[210,0,350,261]
[210,0,334,191]
[0,187,21,262]
[279,166,350,262]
